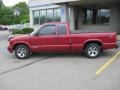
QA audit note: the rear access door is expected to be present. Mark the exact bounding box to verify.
[56,24,71,53]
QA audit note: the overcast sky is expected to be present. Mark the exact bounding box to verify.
[3,0,29,6]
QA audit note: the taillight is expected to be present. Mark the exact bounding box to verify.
[117,35,119,41]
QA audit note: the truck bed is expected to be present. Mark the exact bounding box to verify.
[70,30,114,34]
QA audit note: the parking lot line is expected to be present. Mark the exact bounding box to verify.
[96,51,120,76]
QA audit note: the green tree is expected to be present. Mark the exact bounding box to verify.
[12,2,29,24]
[0,1,29,25]
[0,0,14,25]
[0,0,4,18]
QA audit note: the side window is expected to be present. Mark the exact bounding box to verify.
[57,24,67,35]
[38,25,56,35]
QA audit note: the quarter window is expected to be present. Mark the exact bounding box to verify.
[57,24,66,35]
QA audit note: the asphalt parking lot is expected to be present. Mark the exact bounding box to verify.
[0,31,120,90]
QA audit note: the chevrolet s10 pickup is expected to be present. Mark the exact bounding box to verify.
[7,22,119,59]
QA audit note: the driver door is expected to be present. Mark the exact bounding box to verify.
[31,25,57,53]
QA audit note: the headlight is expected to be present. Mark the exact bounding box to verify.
[8,41,10,46]
[8,35,15,41]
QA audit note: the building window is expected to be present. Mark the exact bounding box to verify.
[33,10,40,25]
[97,9,110,25]
[47,9,54,22]
[33,8,61,25]
[54,9,61,22]
[83,9,110,25]
[40,10,46,24]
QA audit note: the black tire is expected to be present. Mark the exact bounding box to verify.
[15,44,30,59]
[85,44,101,58]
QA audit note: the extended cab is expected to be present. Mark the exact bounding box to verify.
[7,22,119,59]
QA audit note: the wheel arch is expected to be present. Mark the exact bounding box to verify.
[13,42,31,51]
[83,40,103,50]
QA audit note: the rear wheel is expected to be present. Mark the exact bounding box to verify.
[15,44,30,59]
[85,44,101,58]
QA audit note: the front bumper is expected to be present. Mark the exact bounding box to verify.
[7,45,13,53]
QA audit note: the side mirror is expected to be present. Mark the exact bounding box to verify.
[33,32,39,36]
[52,31,56,35]
[36,32,39,36]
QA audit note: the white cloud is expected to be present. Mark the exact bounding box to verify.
[3,0,29,6]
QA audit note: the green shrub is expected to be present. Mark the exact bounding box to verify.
[11,28,34,34]
[22,28,34,34]
[11,28,22,34]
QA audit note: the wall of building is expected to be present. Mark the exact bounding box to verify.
[69,7,75,30]
[60,5,69,22]
[29,4,75,30]
[72,7,111,31]
[29,0,60,9]
[29,4,60,28]
[80,25,111,32]
[59,5,76,30]
[29,0,78,8]
[110,5,120,34]
[70,5,120,33]
[29,0,120,33]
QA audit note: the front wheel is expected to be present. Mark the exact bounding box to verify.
[15,45,30,59]
[85,44,101,58]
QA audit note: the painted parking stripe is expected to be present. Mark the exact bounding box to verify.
[96,51,120,76]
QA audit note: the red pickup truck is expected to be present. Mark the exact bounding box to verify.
[7,22,119,59]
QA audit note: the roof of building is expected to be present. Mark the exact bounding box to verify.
[29,0,79,3]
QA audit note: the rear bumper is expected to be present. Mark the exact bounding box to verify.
[103,43,119,50]
[116,41,120,48]
[7,45,13,53]
[116,44,119,49]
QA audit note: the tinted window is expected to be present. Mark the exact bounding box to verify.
[33,8,61,25]
[46,10,54,22]
[57,24,66,35]
[54,9,61,22]
[33,10,40,25]
[83,9,110,25]
[40,10,46,24]
[97,9,110,24]
[38,25,56,35]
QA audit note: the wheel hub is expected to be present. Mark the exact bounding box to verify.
[17,48,26,58]
[88,46,98,57]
